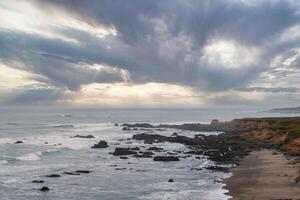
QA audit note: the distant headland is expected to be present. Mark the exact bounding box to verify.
[266,106,300,113]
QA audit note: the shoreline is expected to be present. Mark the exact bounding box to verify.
[122,119,300,199]
[223,149,300,200]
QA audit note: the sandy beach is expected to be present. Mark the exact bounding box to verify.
[224,149,300,200]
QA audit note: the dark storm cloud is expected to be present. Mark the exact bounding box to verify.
[0,31,129,90]
[1,0,300,92]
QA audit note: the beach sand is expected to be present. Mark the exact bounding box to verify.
[224,149,300,200]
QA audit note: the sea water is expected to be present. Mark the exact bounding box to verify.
[0,107,297,200]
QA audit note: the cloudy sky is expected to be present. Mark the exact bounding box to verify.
[0,0,300,108]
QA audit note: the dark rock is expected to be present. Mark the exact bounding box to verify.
[191,168,202,171]
[72,135,95,138]
[156,128,166,131]
[119,156,128,159]
[122,123,154,128]
[133,152,154,158]
[114,123,119,126]
[113,148,137,156]
[167,152,178,155]
[15,141,23,144]
[205,165,230,172]
[122,127,131,131]
[143,151,155,156]
[125,122,246,132]
[168,179,174,182]
[45,174,61,178]
[91,140,109,148]
[32,180,44,183]
[184,150,203,155]
[133,133,203,145]
[147,147,164,152]
[287,152,300,157]
[171,132,178,137]
[115,168,126,170]
[75,170,91,174]
[153,156,179,161]
[295,170,300,183]
[40,186,50,192]
[64,171,80,175]
[130,147,140,151]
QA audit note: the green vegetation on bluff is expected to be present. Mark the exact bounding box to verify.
[238,117,300,139]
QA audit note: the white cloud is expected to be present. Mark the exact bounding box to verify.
[202,40,260,69]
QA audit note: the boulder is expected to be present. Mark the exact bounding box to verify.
[91,140,109,148]
[15,141,23,144]
[143,151,155,156]
[130,147,140,151]
[168,179,174,182]
[40,186,50,192]
[147,147,164,152]
[122,127,131,131]
[113,148,137,156]
[153,156,179,161]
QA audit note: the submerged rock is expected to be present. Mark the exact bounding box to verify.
[72,135,95,138]
[64,171,80,175]
[122,127,131,131]
[115,168,126,170]
[75,170,92,174]
[205,165,230,172]
[32,180,44,183]
[91,140,109,148]
[45,174,61,178]
[113,148,137,156]
[153,156,179,161]
[40,186,50,192]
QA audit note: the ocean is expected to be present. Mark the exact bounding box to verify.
[0,107,297,200]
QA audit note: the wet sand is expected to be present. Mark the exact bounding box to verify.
[224,149,300,200]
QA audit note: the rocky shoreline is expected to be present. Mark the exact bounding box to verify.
[31,117,300,196]
[119,119,300,181]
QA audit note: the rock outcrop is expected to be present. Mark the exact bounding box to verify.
[91,140,109,148]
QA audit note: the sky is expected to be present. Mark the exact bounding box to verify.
[0,0,300,108]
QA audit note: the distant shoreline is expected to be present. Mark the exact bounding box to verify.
[266,106,300,113]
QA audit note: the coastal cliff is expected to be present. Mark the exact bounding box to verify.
[226,117,300,154]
